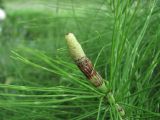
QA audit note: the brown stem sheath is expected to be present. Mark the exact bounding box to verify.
[76,56,103,87]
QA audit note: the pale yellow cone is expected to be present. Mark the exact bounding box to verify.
[65,33,86,61]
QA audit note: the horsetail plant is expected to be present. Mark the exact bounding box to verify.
[65,33,107,93]
[65,33,125,119]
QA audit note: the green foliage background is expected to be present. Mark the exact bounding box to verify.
[0,0,160,119]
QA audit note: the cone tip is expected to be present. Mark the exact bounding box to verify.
[65,33,75,40]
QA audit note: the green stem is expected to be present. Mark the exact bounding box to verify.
[98,82,125,119]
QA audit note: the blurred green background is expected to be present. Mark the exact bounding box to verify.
[1,0,111,87]
[0,0,160,120]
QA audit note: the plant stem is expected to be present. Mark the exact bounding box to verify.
[65,33,125,119]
